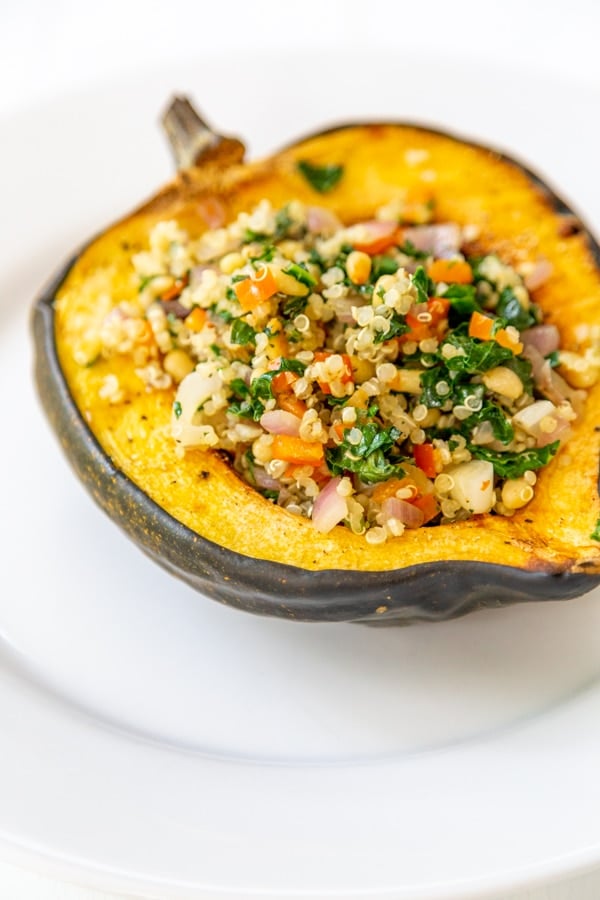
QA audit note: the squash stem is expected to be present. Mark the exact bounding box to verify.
[161,95,245,170]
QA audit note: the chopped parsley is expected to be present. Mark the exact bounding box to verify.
[296,160,344,193]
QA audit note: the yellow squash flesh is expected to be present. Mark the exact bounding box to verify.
[54,124,600,575]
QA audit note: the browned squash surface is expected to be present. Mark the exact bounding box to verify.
[54,124,600,574]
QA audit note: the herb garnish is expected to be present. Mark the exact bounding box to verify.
[297,160,344,193]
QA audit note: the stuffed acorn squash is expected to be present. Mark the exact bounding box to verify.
[33,98,600,622]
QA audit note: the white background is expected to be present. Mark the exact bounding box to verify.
[2,1,600,898]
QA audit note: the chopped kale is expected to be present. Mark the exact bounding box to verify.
[211,303,234,323]
[243,228,267,243]
[249,245,276,264]
[173,400,182,419]
[504,355,534,393]
[231,357,308,420]
[591,517,600,541]
[274,206,294,240]
[397,240,429,260]
[443,283,481,318]
[374,312,410,343]
[230,318,257,346]
[496,287,537,330]
[282,262,317,288]
[468,441,560,478]
[371,255,400,280]
[412,266,430,305]
[228,379,265,422]
[308,247,326,269]
[460,402,514,444]
[418,365,453,407]
[242,207,295,243]
[138,274,160,292]
[333,243,354,271]
[443,331,515,374]
[296,160,344,193]
[326,422,404,483]
[281,294,309,319]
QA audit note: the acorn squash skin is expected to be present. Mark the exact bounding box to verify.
[32,119,600,624]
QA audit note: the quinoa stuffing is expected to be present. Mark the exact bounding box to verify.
[85,196,600,542]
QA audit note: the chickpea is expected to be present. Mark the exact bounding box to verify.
[501,478,534,510]
[346,251,372,285]
[163,349,195,383]
[482,366,524,400]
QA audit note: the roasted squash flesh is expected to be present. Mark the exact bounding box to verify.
[51,123,600,579]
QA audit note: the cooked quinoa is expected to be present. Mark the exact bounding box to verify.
[83,195,600,541]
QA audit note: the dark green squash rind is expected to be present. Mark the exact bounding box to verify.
[31,122,600,624]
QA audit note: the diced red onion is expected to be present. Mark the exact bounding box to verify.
[312,477,348,533]
[537,418,571,448]
[306,206,342,235]
[521,324,560,357]
[189,264,218,288]
[161,298,189,319]
[260,410,302,436]
[523,345,585,412]
[402,224,461,259]
[332,297,361,323]
[253,468,282,490]
[348,220,397,246]
[524,259,553,291]
[381,497,424,528]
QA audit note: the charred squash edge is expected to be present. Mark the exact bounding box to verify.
[32,121,600,624]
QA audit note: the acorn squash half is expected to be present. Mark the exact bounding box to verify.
[32,98,600,623]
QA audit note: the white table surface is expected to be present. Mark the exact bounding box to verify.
[2,1,600,897]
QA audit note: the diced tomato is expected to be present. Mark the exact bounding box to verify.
[413,442,437,478]
[411,492,439,524]
[352,221,399,255]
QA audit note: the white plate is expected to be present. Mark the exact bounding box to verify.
[2,56,600,900]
